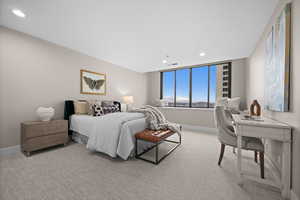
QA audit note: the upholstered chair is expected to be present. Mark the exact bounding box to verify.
[214,106,265,179]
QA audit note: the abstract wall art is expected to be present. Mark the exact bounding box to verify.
[264,3,291,112]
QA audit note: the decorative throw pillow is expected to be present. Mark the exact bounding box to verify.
[74,101,88,115]
[102,105,119,114]
[114,103,121,112]
[92,103,104,116]
[87,100,101,115]
[101,100,115,107]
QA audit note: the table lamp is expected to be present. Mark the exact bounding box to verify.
[123,96,134,111]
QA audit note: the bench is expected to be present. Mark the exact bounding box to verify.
[135,129,181,164]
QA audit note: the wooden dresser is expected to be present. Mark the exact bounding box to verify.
[21,120,68,156]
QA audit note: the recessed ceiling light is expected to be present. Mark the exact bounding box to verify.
[200,52,206,57]
[12,9,26,18]
[162,60,167,64]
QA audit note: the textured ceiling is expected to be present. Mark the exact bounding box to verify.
[0,0,278,72]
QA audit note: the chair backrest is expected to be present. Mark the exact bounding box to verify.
[214,106,237,145]
[214,106,228,129]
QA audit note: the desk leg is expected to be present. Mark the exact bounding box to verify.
[281,141,291,199]
[237,126,243,185]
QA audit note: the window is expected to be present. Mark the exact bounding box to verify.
[175,69,190,107]
[192,66,208,107]
[162,71,175,106]
[209,65,217,107]
[160,63,231,108]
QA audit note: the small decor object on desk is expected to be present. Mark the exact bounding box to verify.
[250,100,261,116]
[36,107,55,121]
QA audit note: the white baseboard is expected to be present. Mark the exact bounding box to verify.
[0,145,20,156]
[291,190,300,200]
[182,124,217,134]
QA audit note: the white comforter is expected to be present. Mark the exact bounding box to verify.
[84,112,146,159]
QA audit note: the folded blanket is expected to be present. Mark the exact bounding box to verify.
[131,105,182,136]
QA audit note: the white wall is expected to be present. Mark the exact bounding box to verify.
[246,0,300,197]
[231,59,247,109]
[146,58,247,127]
[158,107,215,127]
[0,27,147,148]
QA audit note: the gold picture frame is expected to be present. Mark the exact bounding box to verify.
[80,69,106,95]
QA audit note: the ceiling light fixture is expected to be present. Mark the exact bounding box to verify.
[12,9,26,18]
[200,52,206,57]
[162,55,178,66]
[163,55,170,64]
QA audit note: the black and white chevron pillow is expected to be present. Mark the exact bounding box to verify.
[102,105,119,114]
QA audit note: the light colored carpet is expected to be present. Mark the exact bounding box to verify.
[0,130,281,200]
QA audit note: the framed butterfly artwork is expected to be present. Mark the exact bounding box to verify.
[80,69,106,95]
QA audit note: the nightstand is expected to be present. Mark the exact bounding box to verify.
[21,120,69,156]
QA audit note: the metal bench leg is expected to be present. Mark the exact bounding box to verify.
[136,133,181,165]
[155,145,159,164]
[135,139,138,157]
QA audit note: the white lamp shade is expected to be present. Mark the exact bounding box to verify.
[123,96,134,104]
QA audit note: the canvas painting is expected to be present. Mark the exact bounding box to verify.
[80,69,106,95]
[264,4,290,112]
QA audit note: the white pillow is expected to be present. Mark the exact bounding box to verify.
[121,103,127,112]
[227,97,240,111]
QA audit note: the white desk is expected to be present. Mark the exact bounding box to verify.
[232,114,292,199]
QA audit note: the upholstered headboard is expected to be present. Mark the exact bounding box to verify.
[64,100,75,121]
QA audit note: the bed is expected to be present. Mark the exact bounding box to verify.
[64,100,151,160]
